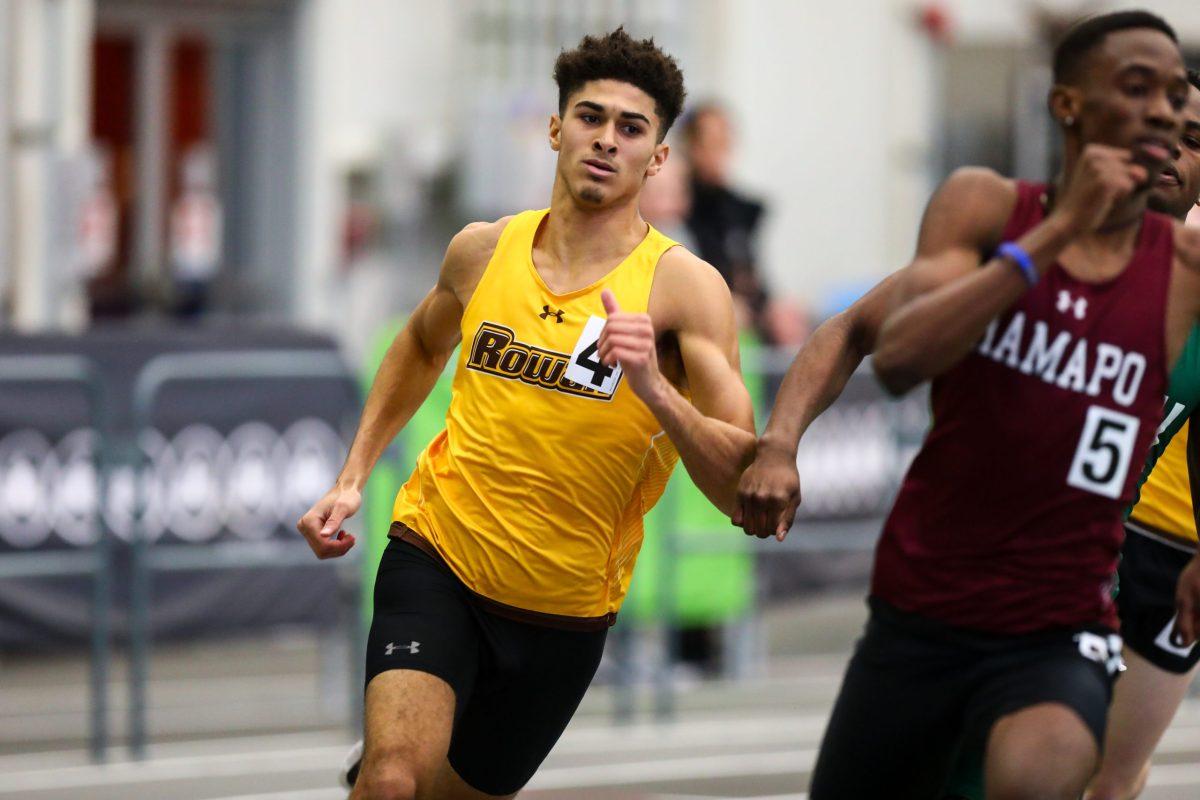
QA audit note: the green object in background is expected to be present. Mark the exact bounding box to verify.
[621,331,764,626]
[359,319,457,622]
[359,321,764,628]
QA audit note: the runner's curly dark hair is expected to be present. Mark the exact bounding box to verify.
[553,27,686,142]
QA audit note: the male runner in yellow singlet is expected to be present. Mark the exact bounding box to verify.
[296,29,756,800]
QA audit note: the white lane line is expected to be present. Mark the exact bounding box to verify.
[201,791,344,800]
[5,721,1198,796]
[0,731,348,771]
[0,746,814,796]
[0,713,828,794]
[529,748,816,790]
[0,747,345,794]
[1155,724,1200,753]
[1147,762,1200,786]
[654,795,808,800]
[552,714,828,754]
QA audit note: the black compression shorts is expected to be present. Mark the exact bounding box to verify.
[364,536,607,796]
[1119,526,1200,674]
[808,597,1120,799]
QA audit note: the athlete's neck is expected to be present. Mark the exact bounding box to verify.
[537,184,649,281]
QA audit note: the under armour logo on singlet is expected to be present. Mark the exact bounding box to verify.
[1056,291,1088,320]
[385,641,420,655]
[539,305,565,323]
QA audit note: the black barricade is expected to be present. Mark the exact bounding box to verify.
[0,326,357,649]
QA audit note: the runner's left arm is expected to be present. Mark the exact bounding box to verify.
[598,249,756,517]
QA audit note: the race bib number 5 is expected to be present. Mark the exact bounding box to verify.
[564,315,623,397]
[1067,405,1139,499]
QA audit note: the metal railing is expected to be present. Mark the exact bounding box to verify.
[0,355,112,762]
[126,350,363,758]
[617,352,931,722]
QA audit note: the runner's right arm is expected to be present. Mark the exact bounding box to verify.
[873,150,1148,396]
[296,221,501,559]
[733,272,900,540]
[1172,224,1200,644]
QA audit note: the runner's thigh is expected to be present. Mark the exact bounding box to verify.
[447,616,608,796]
[808,610,970,800]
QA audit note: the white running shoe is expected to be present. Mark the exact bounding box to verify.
[340,739,364,789]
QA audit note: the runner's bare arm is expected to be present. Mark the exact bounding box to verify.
[875,151,1150,396]
[733,270,901,540]
[1167,224,1200,369]
[1172,225,1200,644]
[296,219,505,559]
[870,168,1029,395]
[599,248,756,517]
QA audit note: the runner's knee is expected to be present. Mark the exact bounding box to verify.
[987,704,1097,800]
[356,760,420,800]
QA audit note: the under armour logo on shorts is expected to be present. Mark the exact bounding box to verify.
[1154,614,1197,658]
[385,641,420,656]
[1074,631,1123,676]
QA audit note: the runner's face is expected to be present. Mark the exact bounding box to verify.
[1150,85,1200,219]
[551,79,667,208]
[1072,29,1187,176]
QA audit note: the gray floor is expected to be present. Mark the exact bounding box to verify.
[2,593,1199,799]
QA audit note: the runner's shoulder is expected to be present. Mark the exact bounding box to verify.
[651,245,732,327]
[936,167,1018,215]
[442,216,514,287]
[1173,220,1200,275]
[655,245,728,297]
[922,167,1018,249]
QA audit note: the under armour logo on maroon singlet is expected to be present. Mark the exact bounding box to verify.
[1056,290,1088,320]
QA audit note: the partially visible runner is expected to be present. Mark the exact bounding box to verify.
[737,66,1200,800]
[735,11,1200,799]
[1085,67,1200,800]
[297,29,756,800]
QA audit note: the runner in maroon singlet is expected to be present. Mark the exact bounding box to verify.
[764,12,1200,800]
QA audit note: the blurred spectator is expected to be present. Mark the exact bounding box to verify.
[641,145,733,680]
[683,103,808,346]
[169,145,223,318]
[639,144,698,251]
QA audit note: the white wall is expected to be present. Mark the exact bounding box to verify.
[707,0,937,307]
[706,0,1200,307]
[293,0,1200,327]
[293,0,940,322]
[9,0,93,331]
[294,0,456,331]
[0,2,11,323]
[950,0,1200,42]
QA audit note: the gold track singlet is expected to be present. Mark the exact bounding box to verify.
[392,209,681,621]
[1129,421,1197,548]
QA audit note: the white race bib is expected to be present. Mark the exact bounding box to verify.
[564,315,623,397]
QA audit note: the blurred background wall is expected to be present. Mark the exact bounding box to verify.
[1,0,1197,353]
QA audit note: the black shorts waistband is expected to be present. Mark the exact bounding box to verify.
[868,596,1115,651]
[388,522,617,632]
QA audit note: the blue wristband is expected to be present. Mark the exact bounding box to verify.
[997,241,1037,287]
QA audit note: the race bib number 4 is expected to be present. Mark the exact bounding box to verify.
[564,315,623,397]
[1067,405,1140,499]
